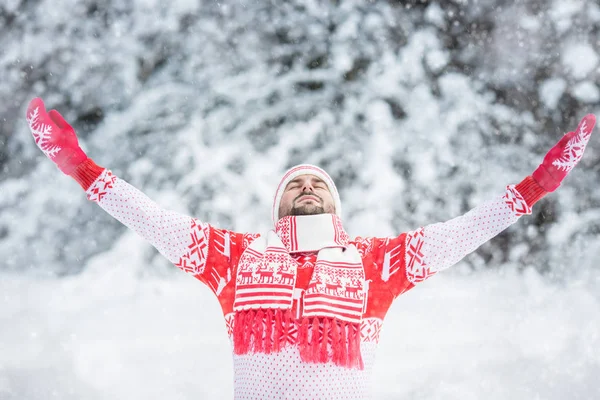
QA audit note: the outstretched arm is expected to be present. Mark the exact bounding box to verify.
[405,114,596,284]
[25,98,248,287]
[382,115,596,295]
[79,165,207,270]
[402,179,541,284]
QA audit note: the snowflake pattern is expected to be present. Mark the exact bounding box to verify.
[360,318,383,343]
[552,120,592,172]
[86,170,117,202]
[405,229,433,283]
[224,312,235,337]
[27,106,62,159]
[296,253,316,269]
[503,185,531,217]
[176,218,210,275]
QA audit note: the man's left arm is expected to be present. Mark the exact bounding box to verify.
[386,114,596,292]
[401,178,541,285]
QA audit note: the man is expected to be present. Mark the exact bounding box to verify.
[25,97,596,399]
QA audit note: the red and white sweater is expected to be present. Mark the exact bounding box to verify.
[71,159,546,400]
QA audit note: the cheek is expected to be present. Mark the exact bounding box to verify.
[280,192,294,208]
[322,192,335,207]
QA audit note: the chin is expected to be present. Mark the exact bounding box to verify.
[290,205,326,216]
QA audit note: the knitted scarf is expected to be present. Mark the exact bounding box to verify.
[232,214,366,369]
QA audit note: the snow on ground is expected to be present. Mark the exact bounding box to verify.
[1,232,599,400]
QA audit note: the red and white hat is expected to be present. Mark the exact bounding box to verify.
[272,164,342,224]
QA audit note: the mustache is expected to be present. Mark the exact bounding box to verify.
[294,192,322,203]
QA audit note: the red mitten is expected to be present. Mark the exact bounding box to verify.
[532,114,596,192]
[26,98,88,175]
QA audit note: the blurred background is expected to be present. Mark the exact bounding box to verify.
[1,1,599,399]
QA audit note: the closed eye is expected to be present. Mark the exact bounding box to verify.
[285,182,301,191]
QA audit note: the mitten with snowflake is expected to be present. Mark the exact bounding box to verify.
[532,114,596,192]
[26,98,104,189]
[515,114,596,207]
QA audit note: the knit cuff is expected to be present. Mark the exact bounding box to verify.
[69,158,105,191]
[515,176,547,208]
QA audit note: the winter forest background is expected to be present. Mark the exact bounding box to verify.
[1,0,600,399]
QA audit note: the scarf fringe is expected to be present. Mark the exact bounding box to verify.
[320,318,329,363]
[297,316,310,358]
[264,309,274,354]
[233,310,363,369]
[253,309,265,353]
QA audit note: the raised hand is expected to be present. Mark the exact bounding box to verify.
[26,98,88,175]
[532,114,596,192]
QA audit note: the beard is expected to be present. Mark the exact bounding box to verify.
[279,193,332,219]
[289,203,326,216]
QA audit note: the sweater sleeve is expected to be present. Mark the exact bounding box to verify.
[395,177,546,286]
[78,160,244,286]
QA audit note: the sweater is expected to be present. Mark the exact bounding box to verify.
[72,159,545,399]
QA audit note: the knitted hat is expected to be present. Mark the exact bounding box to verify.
[272,164,342,224]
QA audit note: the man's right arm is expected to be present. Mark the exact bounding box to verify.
[73,160,207,271]
[73,160,259,307]
[25,97,255,289]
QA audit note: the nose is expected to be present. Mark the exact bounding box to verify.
[301,180,315,192]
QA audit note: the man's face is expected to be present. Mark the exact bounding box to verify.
[278,174,336,220]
